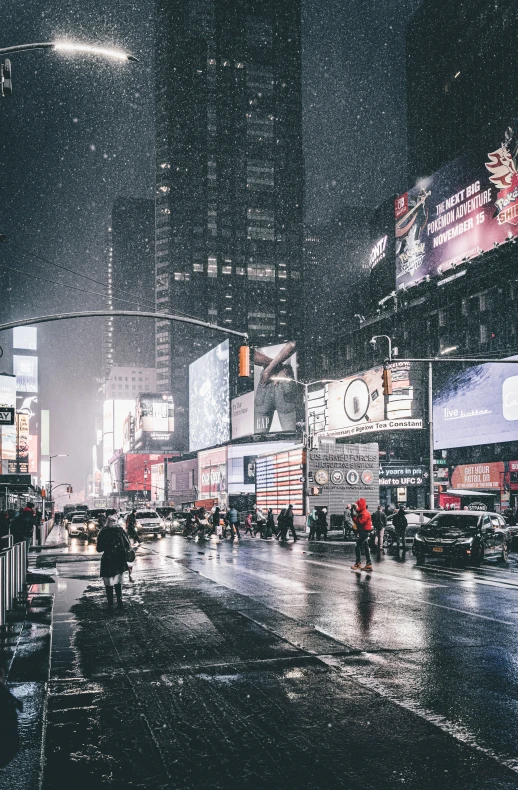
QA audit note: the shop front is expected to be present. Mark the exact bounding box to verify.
[439,462,506,512]
[379,463,427,510]
[198,446,228,510]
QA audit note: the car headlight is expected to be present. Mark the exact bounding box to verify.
[456,538,473,546]
[414,534,424,542]
[88,522,96,530]
[172,520,179,527]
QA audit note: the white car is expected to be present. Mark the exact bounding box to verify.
[68,513,87,537]
[134,510,167,539]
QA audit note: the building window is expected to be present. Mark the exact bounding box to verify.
[208,256,218,277]
[193,263,203,272]
[479,292,487,312]
[247,208,275,241]
[247,159,274,191]
[480,324,488,344]
[222,265,232,275]
[461,298,468,316]
[438,308,446,327]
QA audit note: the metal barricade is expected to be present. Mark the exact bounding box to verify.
[0,553,5,628]
[13,543,21,601]
[1,548,14,611]
[20,540,27,588]
[1,534,13,550]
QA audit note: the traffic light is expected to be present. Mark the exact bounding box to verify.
[41,489,46,498]
[1,59,13,96]
[382,366,393,396]
[66,485,73,493]
[239,343,250,377]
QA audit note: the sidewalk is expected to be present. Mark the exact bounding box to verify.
[38,546,518,790]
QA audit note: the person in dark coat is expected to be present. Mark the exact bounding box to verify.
[393,506,408,553]
[97,512,132,609]
[265,508,275,539]
[317,508,328,541]
[284,504,298,542]
[126,508,141,546]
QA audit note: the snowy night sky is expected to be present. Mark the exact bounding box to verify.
[0,0,422,491]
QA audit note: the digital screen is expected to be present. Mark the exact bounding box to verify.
[433,357,518,449]
[231,341,303,440]
[325,362,423,438]
[395,125,518,290]
[13,355,38,393]
[189,340,230,452]
[13,327,37,350]
[137,394,174,436]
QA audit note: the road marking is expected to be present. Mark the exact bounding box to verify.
[200,564,319,594]
[304,559,445,588]
[413,600,514,625]
[319,654,518,776]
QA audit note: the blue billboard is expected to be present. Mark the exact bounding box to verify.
[433,357,518,449]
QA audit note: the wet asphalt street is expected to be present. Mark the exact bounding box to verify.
[33,530,518,790]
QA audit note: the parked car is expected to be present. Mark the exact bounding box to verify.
[67,513,87,538]
[414,511,509,566]
[134,510,167,539]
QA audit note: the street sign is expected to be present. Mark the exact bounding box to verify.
[0,407,14,425]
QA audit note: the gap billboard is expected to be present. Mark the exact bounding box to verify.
[395,125,518,290]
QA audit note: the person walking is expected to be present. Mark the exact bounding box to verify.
[372,505,387,554]
[284,504,298,542]
[255,505,266,538]
[343,504,355,540]
[317,508,328,541]
[351,498,373,571]
[97,511,132,610]
[210,507,221,536]
[10,502,36,561]
[265,508,275,539]
[227,505,241,540]
[307,508,318,541]
[277,508,287,540]
[393,505,408,553]
[126,508,142,546]
[244,512,254,537]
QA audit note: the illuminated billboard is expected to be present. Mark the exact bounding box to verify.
[124,453,165,491]
[13,327,37,351]
[103,399,134,466]
[13,355,38,392]
[395,125,518,290]
[231,341,303,440]
[324,362,424,438]
[0,374,16,466]
[189,341,230,452]
[433,357,518,450]
[135,393,174,445]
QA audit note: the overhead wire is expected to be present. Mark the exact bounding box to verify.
[0,240,204,323]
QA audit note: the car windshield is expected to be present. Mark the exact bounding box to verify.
[425,514,480,533]
[71,515,84,522]
[136,511,159,519]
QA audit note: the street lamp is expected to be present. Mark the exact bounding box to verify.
[370,335,394,362]
[0,41,138,61]
[0,40,138,96]
[48,455,68,516]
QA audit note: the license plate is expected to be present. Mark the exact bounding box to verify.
[432,547,444,553]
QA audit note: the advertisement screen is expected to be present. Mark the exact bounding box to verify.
[136,393,174,441]
[0,375,17,464]
[13,327,37,350]
[325,362,423,438]
[124,453,165,491]
[433,357,518,449]
[13,355,38,393]
[198,447,228,506]
[231,341,304,440]
[395,125,518,290]
[189,341,230,452]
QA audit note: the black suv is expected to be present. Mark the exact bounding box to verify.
[414,511,508,566]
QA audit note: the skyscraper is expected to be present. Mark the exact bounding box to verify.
[155,0,304,449]
[104,197,156,376]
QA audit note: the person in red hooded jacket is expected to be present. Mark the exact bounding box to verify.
[351,498,373,571]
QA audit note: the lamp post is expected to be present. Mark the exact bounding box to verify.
[49,455,68,516]
[370,335,393,362]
